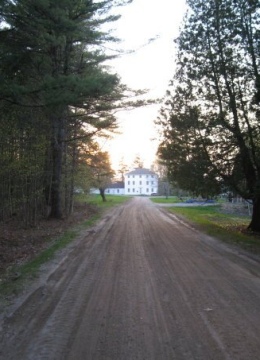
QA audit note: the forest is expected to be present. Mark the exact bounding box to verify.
[157,0,260,232]
[0,0,134,225]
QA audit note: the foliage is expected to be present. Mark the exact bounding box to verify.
[157,0,260,231]
[0,0,137,223]
[86,146,115,201]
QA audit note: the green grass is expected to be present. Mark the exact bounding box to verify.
[168,205,260,252]
[75,194,131,208]
[149,196,181,203]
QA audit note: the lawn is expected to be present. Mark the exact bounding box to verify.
[166,205,260,253]
[149,196,181,203]
[76,194,132,209]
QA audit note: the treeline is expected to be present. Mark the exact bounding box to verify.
[0,0,131,225]
[157,0,260,231]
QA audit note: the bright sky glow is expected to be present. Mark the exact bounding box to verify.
[101,0,187,171]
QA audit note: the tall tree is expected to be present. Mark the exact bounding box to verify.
[0,0,128,219]
[158,0,260,230]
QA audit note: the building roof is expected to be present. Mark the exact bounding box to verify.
[108,181,124,189]
[125,168,157,176]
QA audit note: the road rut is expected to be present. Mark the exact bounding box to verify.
[1,197,260,359]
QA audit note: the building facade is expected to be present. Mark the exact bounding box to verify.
[124,168,158,196]
[105,181,125,195]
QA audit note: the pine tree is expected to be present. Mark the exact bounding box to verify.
[0,0,126,219]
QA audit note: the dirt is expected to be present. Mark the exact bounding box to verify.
[1,197,260,359]
[0,202,98,277]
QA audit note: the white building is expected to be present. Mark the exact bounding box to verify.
[105,181,125,195]
[90,181,124,195]
[90,168,158,196]
[124,168,158,196]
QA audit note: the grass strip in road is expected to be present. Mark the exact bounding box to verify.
[167,205,260,253]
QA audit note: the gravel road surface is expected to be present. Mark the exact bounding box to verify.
[1,197,260,360]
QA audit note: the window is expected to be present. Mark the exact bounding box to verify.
[146,181,149,185]
[151,181,154,185]
[139,181,142,185]
[117,189,119,193]
[128,181,130,185]
[146,188,149,192]
[107,189,110,193]
[128,188,130,193]
[133,175,135,178]
[133,188,135,192]
[133,181,135,185]
[151,188,154,192]
[139,175,141,178]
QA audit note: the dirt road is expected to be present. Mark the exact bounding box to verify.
[1,197,260,360]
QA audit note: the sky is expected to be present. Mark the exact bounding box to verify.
[100,0,187,172]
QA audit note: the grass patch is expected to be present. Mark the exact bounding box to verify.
[168,205,260,253]
[149,196,181,203]
[75,194,131,208]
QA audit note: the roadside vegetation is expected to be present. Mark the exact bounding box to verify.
[157,0,260,232]
[0,195,130,302]
[0,1,144,226]
[150,199,260,254]
[76,194,132,209]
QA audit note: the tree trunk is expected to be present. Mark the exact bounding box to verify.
[49,115,65,219]
[99,188,106,202]
[248,197,260,232]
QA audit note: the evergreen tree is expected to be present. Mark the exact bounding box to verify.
[0,0,128,219]
[158,0,260,230]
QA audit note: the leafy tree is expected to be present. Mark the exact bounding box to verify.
[158,0,260,230]
[87,147,115,202]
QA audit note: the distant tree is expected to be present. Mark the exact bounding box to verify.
[158,0,260,230]
[132,154,144,169]
[152,161,172,198]
[118,157,129,181]
[87,148,115,202]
